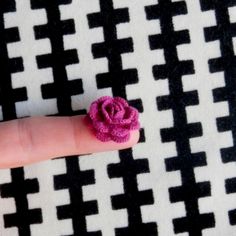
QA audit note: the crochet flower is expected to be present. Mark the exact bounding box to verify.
[84,96,140,143]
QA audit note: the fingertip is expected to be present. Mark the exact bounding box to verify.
[74,115,140,154]
[120,129,140,149]
[0,115,140,169]
[106,130,140,152]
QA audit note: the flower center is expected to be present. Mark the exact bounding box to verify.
[105,104,115,117]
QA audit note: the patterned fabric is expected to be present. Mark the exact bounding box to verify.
[0,0,236,235]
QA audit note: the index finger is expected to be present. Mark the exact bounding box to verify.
[0,115,140,169]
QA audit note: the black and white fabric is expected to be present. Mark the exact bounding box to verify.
[0,0,236,235]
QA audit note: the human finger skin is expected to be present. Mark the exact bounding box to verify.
[0,115,140,169]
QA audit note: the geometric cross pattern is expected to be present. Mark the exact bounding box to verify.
[0,0,235,235]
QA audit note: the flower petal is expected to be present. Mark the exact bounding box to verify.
[92,121,109,133]
[101,99,114,123]
[111,133,130,143]
[113,97,129,108]
[114,108,125,119]
[110,127,129,137]
[89,102,101,121]
[90,96,113,120]
[129,107,139,124]
[106,103,115,117]
[113,107,137,125]
[95,131,112,142]
[96,96,113,104]
[84,114,93,128]
[128,120,140,130]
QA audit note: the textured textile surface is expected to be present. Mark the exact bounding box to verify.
[0,0,236,235]
[85,96,140,143]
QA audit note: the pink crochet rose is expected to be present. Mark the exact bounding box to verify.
[84,96,140,143]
